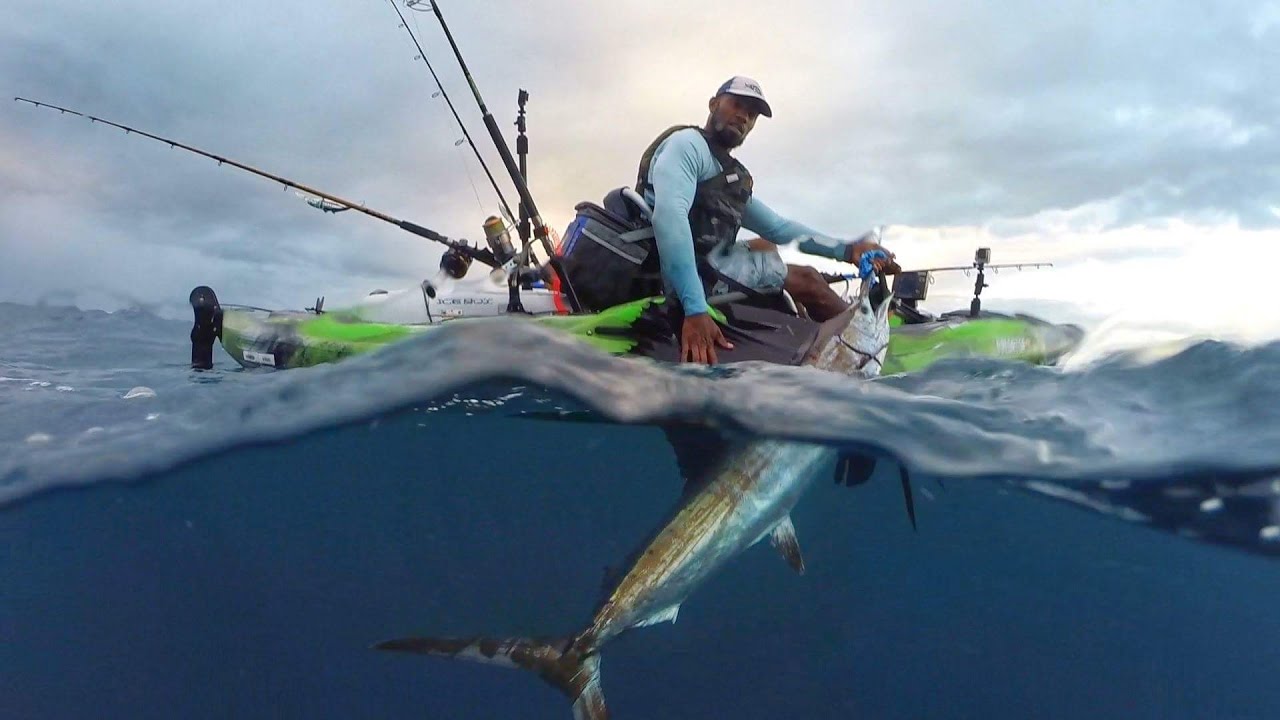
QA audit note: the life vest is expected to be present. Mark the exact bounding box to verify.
[635,125,755,293]
[552,126,757,313]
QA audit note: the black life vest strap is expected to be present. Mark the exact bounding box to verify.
[635,124,702,195]
[635,125,743,196]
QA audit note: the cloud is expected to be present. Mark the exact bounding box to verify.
[1,0,1276,343]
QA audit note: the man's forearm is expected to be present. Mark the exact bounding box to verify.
[652,204,709,315]
[795,235,850,261]
[743,197,849,260]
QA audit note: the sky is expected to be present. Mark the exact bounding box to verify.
[2,0,1278,347]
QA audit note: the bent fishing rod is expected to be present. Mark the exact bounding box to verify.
[14,96,499,269]
[388,0,515,227]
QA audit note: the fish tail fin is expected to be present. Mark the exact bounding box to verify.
[373,635,608,720]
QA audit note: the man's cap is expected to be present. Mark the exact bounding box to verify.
[715,76,773,117]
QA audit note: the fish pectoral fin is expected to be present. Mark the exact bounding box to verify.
[770,515,806,575]
[635,604,681,628]
[834,452,878,487]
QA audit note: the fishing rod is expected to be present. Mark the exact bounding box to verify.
[906,247,1055,316]
[909,262,1055,274]
[952,247,1053,317]
[388,0,516,226]
[14,96,499,270]
[820,247,1055,317]
[424,1,558,267]
[822,253,1053,282]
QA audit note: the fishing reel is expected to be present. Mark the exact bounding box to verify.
[440,242,475,279]
[483,215,516,265]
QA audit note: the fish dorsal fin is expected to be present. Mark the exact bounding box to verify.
[635,604,681,628]
[770,515,806,574]
[663,425,734,497]
[834,452,920,531]
[834,452,878,487]
[899,463,918,531]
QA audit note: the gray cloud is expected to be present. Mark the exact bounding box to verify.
[2,0,1277,315]
[781,1,1279,230]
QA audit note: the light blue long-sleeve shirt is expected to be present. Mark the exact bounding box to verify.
[642,127,853,316]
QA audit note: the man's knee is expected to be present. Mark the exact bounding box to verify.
[783,264,848,322]
[784,265,825,297]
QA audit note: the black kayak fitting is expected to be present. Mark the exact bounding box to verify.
[189,285,223,370]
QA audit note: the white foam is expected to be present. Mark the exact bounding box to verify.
[56,385,75,392]
[25,433,53,444]
[1260,526,1280,541]
[1199,497,1224,513]
[122,386,157,400]
[1162,485,1202,500]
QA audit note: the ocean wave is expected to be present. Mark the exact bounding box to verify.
[4,312,1279,512]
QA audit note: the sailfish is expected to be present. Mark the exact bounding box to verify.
[375,275,900,719]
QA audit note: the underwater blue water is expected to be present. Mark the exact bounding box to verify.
[3,300,1280,719]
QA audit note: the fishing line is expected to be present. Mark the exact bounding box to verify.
[414,8,486,217]
[450,135,486,214]
[388,0,515,224]
[12,97,501,269]
[458,154,486,213]
[426,0,559,266]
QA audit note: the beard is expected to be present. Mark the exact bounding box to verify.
[708,119,746,149]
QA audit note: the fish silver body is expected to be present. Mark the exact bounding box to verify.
[579,277,893,651]
[580,440,831,647]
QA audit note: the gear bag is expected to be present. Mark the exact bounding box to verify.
[556,199,660,312]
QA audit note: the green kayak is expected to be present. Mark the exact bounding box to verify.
[191,274,1083,374]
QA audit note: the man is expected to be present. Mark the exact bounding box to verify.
[637,75,900,364]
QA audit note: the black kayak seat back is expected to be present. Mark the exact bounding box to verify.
[602,186,654,226]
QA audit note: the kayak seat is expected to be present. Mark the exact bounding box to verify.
[602,186,653,226]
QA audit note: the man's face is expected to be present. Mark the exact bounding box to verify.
[706,94,761,148]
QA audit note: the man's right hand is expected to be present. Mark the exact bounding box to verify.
[681,313,734,365]
[844,238,902,275]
